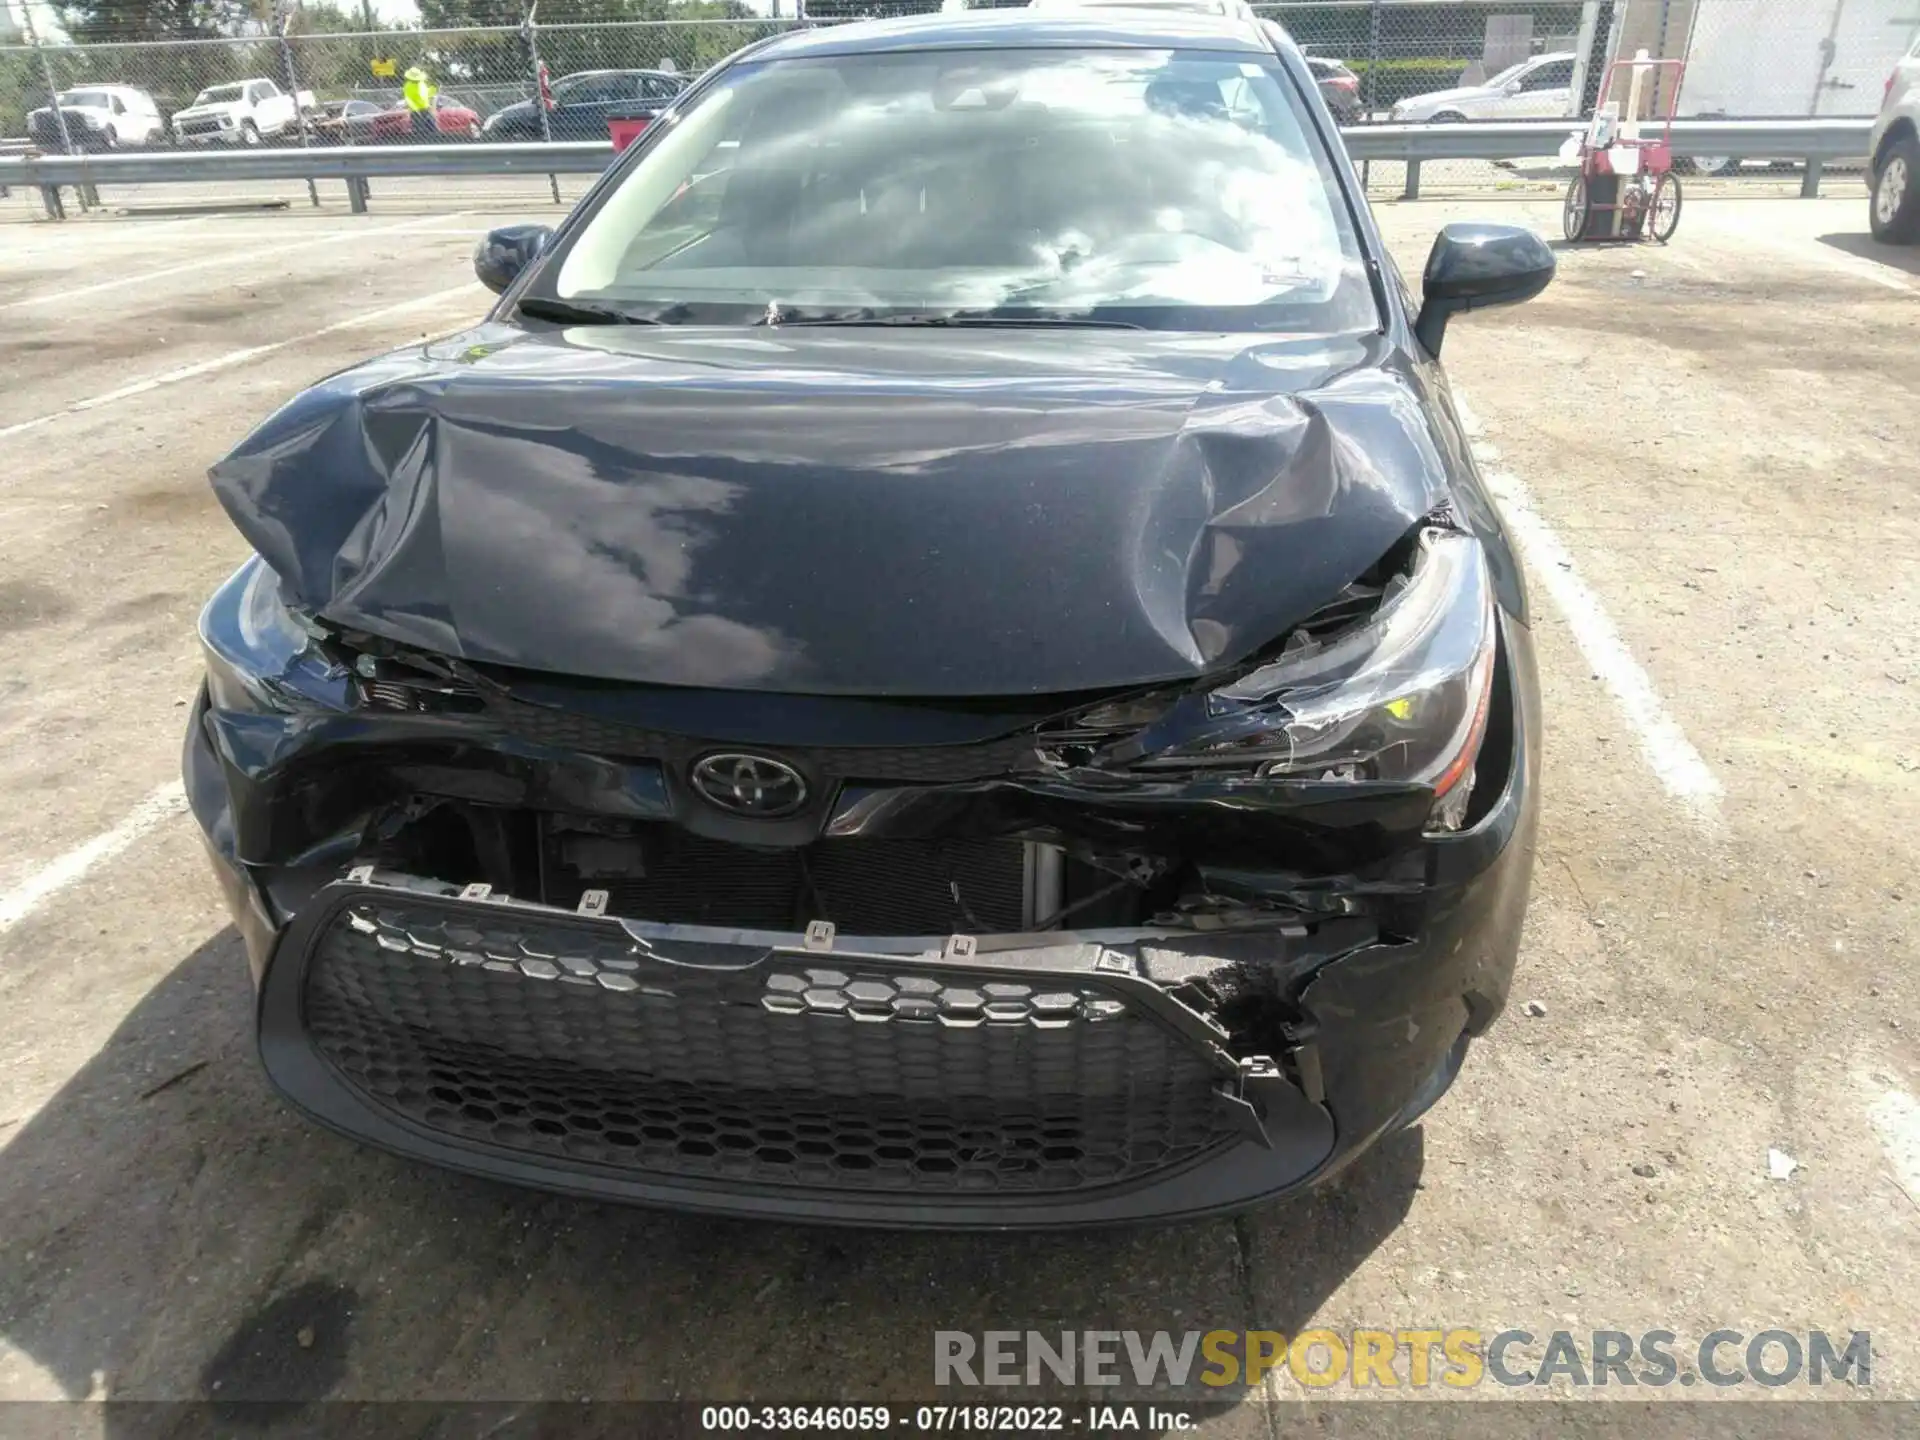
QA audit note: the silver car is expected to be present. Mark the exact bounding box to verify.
[1390,51,1576,124]
[1868,32,1920,242]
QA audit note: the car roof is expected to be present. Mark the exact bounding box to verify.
[1028,0,1253,15]
[751,9,1277,62]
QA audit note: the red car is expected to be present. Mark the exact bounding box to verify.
[366,92,482,144]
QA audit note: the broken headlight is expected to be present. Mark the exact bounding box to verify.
[199,555,353,714]
[1110,529,1496,827]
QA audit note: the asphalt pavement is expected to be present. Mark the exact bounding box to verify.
[0,182,1914,1424]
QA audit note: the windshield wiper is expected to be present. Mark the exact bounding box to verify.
[762,308,1146,331]
[515,296,663,326]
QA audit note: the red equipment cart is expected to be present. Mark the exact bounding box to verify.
[1563,52,1685,244]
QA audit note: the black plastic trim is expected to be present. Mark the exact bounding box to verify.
[256,881,1337,1228]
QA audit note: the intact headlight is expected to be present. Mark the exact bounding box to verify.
[1090,529,1498,827]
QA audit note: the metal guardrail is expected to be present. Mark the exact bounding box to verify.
[0,118,1877,218]
[2,140,615,216]
[1346,117,1876,200]
[1343,117,1874,162]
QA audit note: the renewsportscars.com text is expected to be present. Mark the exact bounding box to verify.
[934,1329,1871,1390]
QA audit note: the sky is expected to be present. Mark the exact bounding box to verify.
[1,1,59,42]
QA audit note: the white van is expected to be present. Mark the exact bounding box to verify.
[26,85,166,151]
[1679,0,1920,173]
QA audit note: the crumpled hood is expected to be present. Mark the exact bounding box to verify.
[209,322,1454,696]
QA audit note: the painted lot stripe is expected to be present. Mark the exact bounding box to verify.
[1867,1086,1920,1210]
[1706,209,1913,293]
[0,212,221,258]
[0,781,186,936]
[0,280,485,445]
[1456,395,1723,828]
[0,211,470,312]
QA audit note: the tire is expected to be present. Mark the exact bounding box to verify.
[1432,110,1468,123]
[1562,174,1589,242]
[1650,172,1682,242]
[465,120,481,141]
[241,120,261,147]
[1681,153,1741,177]
[1870,133,1920,244]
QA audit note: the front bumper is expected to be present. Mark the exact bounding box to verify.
[185,630,1537,1226]
[176,121,237,145]
[261,874,1363,1226]
[183,532,1540,1226]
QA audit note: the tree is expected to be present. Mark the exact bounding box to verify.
[1,45,46,136]
[420,0,752,22]
[56,0,261,42]
[290,1,384,33]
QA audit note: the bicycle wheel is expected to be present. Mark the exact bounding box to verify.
[1562,174,1589,242]
[1650,172,1682,242]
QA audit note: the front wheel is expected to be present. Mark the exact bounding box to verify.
[240,121,261,146]
[1650,172,1682,242]
[1563,174,1590,241]
[465,120,481,141]
[1681,153,1741,177]
[1871,134,1920,243]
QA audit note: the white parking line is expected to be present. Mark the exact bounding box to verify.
[1865,1085,1920,1210]
[1456,395,1723,828]
[0,781,187,936]
[0,212,220,259]
[0,280,485,446]
[1707,210,1913,293]
[0,211,470,312]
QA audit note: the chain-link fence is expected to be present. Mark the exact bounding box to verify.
[1,17,810,152]
[2,0,1902,206]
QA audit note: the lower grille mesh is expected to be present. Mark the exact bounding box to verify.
[303,903,1240,1195]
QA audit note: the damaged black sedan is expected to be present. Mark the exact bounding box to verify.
[186,9,1550,1226]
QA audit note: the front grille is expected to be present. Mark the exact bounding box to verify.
[492,698,1048,784]
[357,677,1046,784]
[181,118,222,134]
[543,828,1031,934]
[301,902,1241,1195]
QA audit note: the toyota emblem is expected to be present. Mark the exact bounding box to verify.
[690,752,809,818]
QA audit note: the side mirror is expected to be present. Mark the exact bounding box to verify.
[1414,222,1555,356]
[473,223,553,294]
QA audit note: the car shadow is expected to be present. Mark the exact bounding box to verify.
[1818,230,1920,276]
[0,928,1422,1415]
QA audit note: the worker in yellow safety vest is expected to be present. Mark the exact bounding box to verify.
[403,65,438,142]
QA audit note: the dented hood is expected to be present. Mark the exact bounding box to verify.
[210,322,1453,696]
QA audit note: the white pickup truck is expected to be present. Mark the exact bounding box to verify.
[172,78,315,147]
